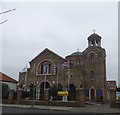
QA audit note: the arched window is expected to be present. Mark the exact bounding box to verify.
[36,60,55,75]
[91,54,95,64]
[43,64,48,74]
[41,64,52,74]
[80,84,83,88]
[88,53,96,64]
[91,71,95,80]
[92,40,95,46]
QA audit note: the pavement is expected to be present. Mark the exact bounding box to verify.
[1,104,72,111]
[0,103,120,113]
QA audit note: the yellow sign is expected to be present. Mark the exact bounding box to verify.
[58,91,68,96]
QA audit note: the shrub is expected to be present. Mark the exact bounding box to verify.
[1,83,9,99]
[97,96,103,102]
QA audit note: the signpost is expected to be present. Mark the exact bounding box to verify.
[116,91,120,101]
[116,90,120,112]
[58,91,68,96]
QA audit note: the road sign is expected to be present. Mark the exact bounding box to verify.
[116,91,120,101]
[58,91,68,96]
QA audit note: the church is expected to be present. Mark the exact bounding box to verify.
[19,32,108,102]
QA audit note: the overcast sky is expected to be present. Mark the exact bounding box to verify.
[0,2,119,86]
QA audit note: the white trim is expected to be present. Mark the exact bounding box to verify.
[87,51,97,57]
[38,80,51,100]
[39,80,52,88]
[36,59,56,75]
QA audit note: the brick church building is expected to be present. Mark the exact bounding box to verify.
[19,32,110,102]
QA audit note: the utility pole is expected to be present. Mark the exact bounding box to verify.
[0,8,15,25]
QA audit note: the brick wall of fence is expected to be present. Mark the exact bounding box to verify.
[20,100,45,105]
[3,89,120,108]
[48,101,80,107]
[19,100,81,107]
[2,99,82,107]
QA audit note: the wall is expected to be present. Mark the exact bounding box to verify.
[2,81,17,91]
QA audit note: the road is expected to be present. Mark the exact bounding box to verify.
[2,106,70,113]
[1,104,120,114]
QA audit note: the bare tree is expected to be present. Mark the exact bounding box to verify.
[0,8,15,25]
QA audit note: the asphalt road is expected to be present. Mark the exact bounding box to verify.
[2,106,70,113]
[1,104,120,115]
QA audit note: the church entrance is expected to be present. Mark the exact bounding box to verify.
[90,88,95,102]
[39,82,51,101]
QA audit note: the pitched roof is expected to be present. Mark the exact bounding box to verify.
[30,48,65,62]
[0,72,18,83]
[71,51,83,56]
[87,33,102,41]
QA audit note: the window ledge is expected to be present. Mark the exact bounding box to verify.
[36,74,56,76]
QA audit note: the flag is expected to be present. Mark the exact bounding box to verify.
[62,61,70,68]
[62,61,73,68]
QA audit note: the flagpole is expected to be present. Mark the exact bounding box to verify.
[57,73,58,90]
[68,61,70,91]
[62,61,70,102]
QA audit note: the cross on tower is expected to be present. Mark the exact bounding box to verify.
[93,29,96,33]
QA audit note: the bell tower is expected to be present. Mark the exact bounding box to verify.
[87,31,102,47]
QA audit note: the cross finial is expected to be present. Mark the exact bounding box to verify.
[93,29,95,33]
[77,48,79,52]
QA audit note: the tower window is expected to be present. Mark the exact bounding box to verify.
[96,40,98,44]
[92,40,95,46]
[80,84,83,88]
[77,60,80,64]
[91,71,95,80]
[90,54,95,64]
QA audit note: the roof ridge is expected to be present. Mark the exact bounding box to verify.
[30,48,65,62]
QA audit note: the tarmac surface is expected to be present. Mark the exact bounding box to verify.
[0,102,120,114]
